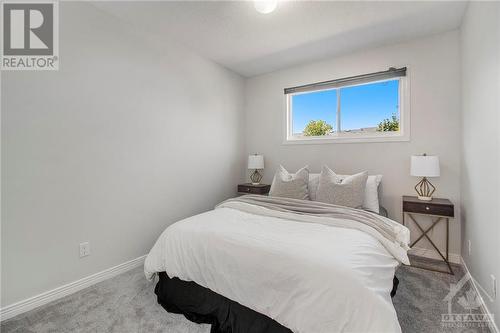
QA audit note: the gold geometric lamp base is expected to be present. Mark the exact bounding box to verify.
[415,177,436,201]
[250,169,263,185]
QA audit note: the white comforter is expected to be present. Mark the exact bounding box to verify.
[145,202,409,333]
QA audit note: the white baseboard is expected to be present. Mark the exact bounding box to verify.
[460,257,499,333]
[0,255,147,322]
[409,247,461,264]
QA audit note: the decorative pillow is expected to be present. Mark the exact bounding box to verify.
[316,166,368,208]
[362,175,383,213]
[308,173,320,201]
[269,165,309,200]
[309,172,382,213]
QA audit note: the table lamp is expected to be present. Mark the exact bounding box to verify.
[411,154,440,201]
[248,154,264,185]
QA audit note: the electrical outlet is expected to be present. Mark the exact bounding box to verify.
[491,275,497,299]
[468,240,472,256]
[79,242,90,258]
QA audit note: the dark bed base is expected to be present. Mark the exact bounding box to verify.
[155,272,399,333]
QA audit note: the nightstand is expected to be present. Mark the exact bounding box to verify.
[237,183,271,195]
[402,195,455,275]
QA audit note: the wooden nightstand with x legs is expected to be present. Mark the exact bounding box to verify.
[402,195,455,275]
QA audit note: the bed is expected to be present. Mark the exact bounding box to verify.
[145,195,410,333]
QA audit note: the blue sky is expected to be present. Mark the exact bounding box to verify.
[291,79,399,133]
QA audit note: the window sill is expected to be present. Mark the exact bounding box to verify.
[283,132,410,145]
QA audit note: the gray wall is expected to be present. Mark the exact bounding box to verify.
[460,1,500,326]
[1,2,245,306]
[244,31,462,258]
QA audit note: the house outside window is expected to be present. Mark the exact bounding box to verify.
[284,67,410,144]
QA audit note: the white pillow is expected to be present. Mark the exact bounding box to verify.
[308,173,320,201]
[362,174,383,213]
[308,171,382,213]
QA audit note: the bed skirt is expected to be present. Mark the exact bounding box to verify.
[155,272,399,333]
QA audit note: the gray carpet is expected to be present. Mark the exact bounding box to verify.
[1,256,493,333]
[394,256,492,333]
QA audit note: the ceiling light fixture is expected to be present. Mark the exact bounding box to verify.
[254,0,278,14]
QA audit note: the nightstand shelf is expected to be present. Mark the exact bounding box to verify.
[237,183,271,195]
[402,195,454,275]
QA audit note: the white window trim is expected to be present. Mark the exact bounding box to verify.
[283,69,411,145]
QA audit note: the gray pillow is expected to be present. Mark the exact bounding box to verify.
[269,165,309,200]
[316,166,368,208]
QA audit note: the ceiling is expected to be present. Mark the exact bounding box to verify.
[93,1,468,77]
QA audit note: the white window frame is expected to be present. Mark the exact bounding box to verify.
[284,70,410,145]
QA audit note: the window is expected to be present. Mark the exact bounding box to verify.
[285,67,409,143]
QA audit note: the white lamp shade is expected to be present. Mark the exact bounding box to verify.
[248,154,264,169]
[411,155,440,177]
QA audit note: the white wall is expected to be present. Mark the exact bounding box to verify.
[1,2,245,307]
[460,1,500,327]
[244,31,462,257]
